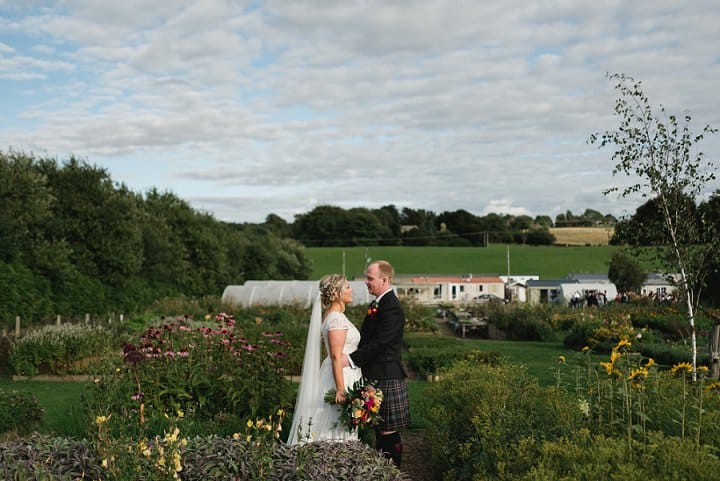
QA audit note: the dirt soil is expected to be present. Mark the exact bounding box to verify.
[399,428,435,481]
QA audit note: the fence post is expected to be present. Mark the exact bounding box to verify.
[56,314,61,326]
[15,316,21,336]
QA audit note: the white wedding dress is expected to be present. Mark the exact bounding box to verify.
[287,296,362,444]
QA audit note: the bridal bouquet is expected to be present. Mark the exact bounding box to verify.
[324,378,383,432]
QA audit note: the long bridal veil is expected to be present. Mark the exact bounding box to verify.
[286,292,323,444]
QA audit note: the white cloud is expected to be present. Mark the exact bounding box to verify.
[0,0,718,223]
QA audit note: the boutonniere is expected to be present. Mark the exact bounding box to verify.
[367,301,378,317]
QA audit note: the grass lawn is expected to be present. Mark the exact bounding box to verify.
[306,244,622,280]
[0,377,88,437]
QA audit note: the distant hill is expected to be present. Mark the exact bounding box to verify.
[549,227,614,246]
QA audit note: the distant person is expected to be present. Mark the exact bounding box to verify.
[287,274,363,444]
[346,260,410,467]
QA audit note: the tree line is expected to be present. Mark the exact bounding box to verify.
[267,205,617,247]
[0,151,311,324]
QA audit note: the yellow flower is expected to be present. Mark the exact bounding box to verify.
[615,338,632,350]
[558,355,566,364]
[246,419,253,428]
[610,350,620,364]
[95,415,110,425]
[101,459,109,469]
[628,368,648,389]
[246,434,252,442]
[671,362,693,375]
[697,365,709,374]
[644,358,655,368]
[277,408,285,417]
[581,346,590,352]
[705,381,720,396]
[600,361,614,375]
[176,409,184,419]
[232,432,241,439]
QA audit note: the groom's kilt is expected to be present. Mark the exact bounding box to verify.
[375,378,410,431]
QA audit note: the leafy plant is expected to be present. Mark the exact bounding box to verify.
[0,388,44,435]
[81,313,295,439]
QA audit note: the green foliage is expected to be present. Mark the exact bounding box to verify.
[590,72,720,371]
[608,249,647,293]
[0,151,313,323]
[9,323,117,376]
[81,314,295,440]
[476,303,559,341]
[0,434,403,481]
[518,432,720,481]
[0,389,44,435]
[404,334,503,376]
[419,361,582,481]
[0,434,103,480]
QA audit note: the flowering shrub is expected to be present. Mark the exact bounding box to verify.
[9,323,116,376]
[82,313,295,439]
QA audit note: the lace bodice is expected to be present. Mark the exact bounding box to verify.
[322,311,361,355]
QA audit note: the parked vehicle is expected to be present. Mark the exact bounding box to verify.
[473,294,504,303]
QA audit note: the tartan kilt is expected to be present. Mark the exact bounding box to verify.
[375,378,410,431]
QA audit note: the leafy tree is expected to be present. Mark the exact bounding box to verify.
[589,73,719,375]
[608,249,646,293]
[262,213,292,238]
[534,215,554,228]
[437,209,486,245]
[508,215,534,231]
[525,228,555,246]
[400,208,437,245]
[0,151,54,264]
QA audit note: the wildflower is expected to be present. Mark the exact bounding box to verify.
[95,415,110,425]
[615,338,632,351]
[246,419,253,428]
[671,362,693,375]
[628,368,648,389]
[705,382,720,396]
[578,399,590,417]
[600,361,614,375]
[643,358,655,368]
[558,355,566,364]
[697,365,709,374]
[581,346,590,352]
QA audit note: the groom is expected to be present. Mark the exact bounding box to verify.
[347,260,409,467]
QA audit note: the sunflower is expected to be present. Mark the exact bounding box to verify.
[671,362,693,375]
[628,367,648,389]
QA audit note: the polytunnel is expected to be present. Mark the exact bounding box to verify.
[221,280,373,308]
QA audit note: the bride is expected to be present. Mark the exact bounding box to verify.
[287,274,363,444]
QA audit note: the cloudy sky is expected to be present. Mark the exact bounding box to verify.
[1,1,719,224]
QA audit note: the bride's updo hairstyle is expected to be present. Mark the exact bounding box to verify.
[318,274,347,308]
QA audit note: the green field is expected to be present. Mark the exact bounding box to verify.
[306,244,621,280]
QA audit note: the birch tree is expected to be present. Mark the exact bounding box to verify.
[589,73,719,377]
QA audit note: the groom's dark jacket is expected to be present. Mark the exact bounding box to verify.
[350,289,407,380]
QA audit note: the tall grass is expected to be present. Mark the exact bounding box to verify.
[307,244,623,280]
